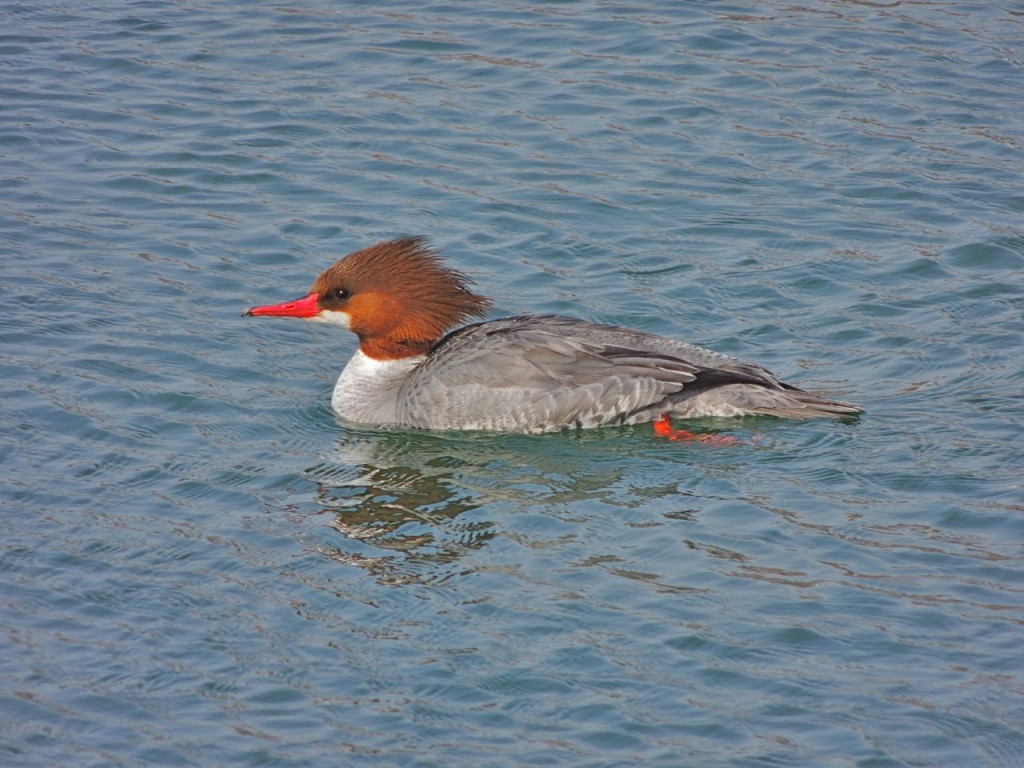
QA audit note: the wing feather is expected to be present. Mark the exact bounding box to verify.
[398,315,774,430]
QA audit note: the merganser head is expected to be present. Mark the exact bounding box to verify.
[243,237,491,360]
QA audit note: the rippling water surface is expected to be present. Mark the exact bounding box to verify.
[3,2,1023,766]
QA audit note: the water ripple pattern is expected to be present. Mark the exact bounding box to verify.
[2,2,1022,767]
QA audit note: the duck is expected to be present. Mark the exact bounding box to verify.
[244,237,862,434]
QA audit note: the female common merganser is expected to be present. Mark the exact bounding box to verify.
[244,237,862,434]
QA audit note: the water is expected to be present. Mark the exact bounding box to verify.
[2,1,1023,766]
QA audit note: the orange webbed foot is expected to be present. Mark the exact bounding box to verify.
[652,414,744,446]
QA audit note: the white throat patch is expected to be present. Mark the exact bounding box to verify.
[309,310,352,328]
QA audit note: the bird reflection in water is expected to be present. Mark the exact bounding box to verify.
[305,429,501,586]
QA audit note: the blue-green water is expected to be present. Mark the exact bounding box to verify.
[3,2,1023,766]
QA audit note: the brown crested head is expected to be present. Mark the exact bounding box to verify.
[311,237,492,360]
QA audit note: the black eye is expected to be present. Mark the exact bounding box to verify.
[334,287,351,300]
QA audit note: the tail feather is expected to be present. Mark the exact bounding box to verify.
[665,383,863,420]
[749,388,863,419]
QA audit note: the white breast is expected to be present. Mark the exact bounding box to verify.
[331,350,424,425]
